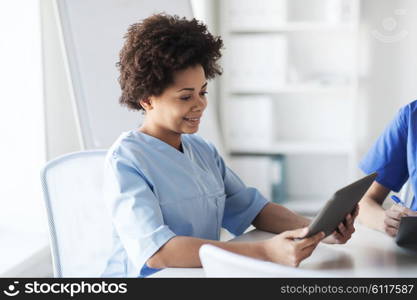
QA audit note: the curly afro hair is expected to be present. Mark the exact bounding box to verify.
[117,13,224,111]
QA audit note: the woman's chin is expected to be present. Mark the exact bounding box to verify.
[182,126,199,134]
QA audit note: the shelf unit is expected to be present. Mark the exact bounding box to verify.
[228,22,357,33]
[218,0,360,215]
[230,85,355,94]
[230,141,354,156]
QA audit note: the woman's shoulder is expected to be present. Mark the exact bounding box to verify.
[404,99,417,114]
[106,130,145,160]
[395,100,417,126]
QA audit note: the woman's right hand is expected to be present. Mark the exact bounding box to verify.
[262,227,325,267]
[384,204,417,237]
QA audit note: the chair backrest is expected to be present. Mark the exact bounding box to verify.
[40,150,113,277]
[199,244,328,278]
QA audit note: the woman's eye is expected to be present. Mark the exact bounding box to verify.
[180,92,207,101]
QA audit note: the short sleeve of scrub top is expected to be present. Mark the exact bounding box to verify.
[104,152,176,277]
[359,105,409,192]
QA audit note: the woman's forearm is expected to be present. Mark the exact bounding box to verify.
[146,235,266,268]
[252,202,310,234]
[357,196,386,232]
[357,181,390,232]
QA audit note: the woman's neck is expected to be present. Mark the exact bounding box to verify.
[138,122,182,150]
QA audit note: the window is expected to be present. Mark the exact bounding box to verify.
[0,0,48,274]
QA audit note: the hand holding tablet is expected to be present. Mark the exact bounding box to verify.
[306,172,377,238]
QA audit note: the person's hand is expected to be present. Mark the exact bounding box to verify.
[262,227,325,267]
[323,204,359,244]
[384,204,417,237]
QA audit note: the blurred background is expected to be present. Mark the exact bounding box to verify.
[1,0,417,276]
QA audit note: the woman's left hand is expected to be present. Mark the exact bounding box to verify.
[322,204,359,244]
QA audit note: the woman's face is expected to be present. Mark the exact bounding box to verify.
[143,64,208,135]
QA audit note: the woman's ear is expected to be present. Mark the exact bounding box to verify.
[139,97,153,111]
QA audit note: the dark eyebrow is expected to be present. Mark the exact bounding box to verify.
[176,82,208,92]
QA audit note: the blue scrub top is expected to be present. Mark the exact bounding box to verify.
[359,100,417,211]
[101,130,269,277]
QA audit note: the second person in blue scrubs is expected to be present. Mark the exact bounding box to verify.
[102,13,357,277]
[359,100,417,237]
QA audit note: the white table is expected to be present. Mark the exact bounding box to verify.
[150,224,417,277]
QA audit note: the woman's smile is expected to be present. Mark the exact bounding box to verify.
[183,116,201,126]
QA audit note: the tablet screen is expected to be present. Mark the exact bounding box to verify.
[306,172,377,238]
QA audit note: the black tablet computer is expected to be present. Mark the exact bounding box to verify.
[306,172,377,238]
[396,216,417,247]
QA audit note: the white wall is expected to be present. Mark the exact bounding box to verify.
[358,0,417,157]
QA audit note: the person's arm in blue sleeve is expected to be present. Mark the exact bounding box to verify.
[358,105,417,237]
[105,153,177,275]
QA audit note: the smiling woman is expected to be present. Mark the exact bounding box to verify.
[0,0,49,274]
[100,12,357,279]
